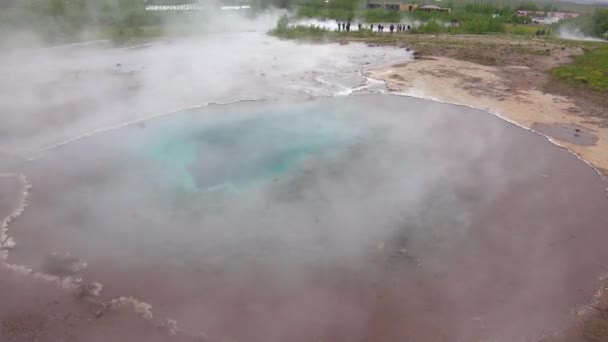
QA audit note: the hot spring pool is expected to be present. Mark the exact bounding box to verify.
[8,95,608,341]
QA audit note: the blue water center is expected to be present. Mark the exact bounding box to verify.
[136,106,358,192]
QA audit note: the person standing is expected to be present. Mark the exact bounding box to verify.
[390,24,394,33]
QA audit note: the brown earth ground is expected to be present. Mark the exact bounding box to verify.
[364,34,608,342]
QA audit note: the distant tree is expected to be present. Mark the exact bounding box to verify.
[591,8,608,37]
[50,0,66,16]
[517,1,538,11]
[541,4,552,12]
[0,0,19,9]
[556,8,608,38]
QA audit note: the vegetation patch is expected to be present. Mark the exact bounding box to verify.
[551,46,608,92]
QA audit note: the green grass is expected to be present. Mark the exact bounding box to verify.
[551,46,608,92]
[270,24,379,40]
[363,9,402,23]
[506,24,541,36]
[296,6,355,21]
[270,24,332,39]
[408,16,506,35]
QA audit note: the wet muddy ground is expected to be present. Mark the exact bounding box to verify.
[531,123,599,146]
[0,266,204,342]
[3,95,608,341]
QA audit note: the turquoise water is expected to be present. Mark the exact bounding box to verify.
[135,106,358,192]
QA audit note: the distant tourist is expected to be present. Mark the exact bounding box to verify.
[346,21,351,32]
[337,22,341,31]
[358,23,362,31]
[342,22,346,30]
[407,24,411,31]
[390,24,394,33]
[370,24,374,31]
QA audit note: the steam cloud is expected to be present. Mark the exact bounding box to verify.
[557,25,608,42]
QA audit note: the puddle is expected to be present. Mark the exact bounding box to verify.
[531,122,598,146]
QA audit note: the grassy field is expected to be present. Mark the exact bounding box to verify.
[551,45,608,92]
[506,24,542,35]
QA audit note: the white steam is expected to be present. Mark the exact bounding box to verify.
[557,26,608,42]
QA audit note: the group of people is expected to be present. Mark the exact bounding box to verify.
[371,23,411,33]
[337,21,352,32]
[336,22,366,32]
[337,21,411,33]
